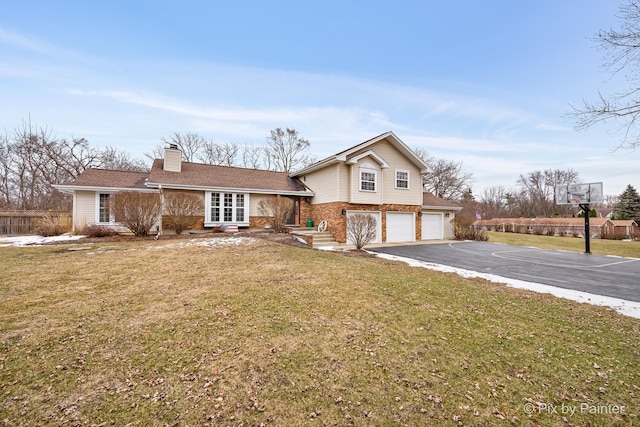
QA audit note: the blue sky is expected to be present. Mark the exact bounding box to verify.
[0,1,636,197]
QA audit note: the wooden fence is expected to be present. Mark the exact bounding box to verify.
[0,211,71,235]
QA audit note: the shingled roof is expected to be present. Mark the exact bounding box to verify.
[147,160,310,194]
[422,193,462,209]
[54,168,149,193]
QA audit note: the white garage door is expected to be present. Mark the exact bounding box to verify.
[386,212,415,243]
[346,211,382,245]
[422,213,443,240]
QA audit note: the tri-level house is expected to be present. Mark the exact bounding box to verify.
[54,132,461,244]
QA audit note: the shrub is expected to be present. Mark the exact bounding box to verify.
[257,197,293,233]
[34,212,71,237]
[81,224,116,238]
[164,192,204,234]
[454,224,488,241]
[346,213,377,250]
[112,191,161,237]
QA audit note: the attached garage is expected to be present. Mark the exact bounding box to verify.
[386,211,415,243]
[346,211,382,245]
[422,213,444,240]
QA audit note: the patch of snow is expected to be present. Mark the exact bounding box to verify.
[292,235,309,245]
[0,234,86,247]
[374,252,640,320]
[148,237,257,250]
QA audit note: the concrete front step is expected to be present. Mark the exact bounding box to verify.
[291,229,338,248]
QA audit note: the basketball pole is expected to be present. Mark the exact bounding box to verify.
[579,203,591,254]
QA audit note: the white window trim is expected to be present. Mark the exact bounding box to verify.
[205,191,250,227]
[95,192,115,224]
[359,169,377,193]
[395,169,410,189]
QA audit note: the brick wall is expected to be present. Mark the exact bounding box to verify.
[310,202,421,243]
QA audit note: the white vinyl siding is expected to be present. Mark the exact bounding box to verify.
[349,160,382,205]
[205,192,249,226]
[346,139,422,205]
[371,139,422,205]
[74,190,96,230]
[300,164,339,204]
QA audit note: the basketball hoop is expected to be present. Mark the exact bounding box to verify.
[556,182,603,255]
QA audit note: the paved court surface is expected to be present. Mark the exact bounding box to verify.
[371,241,640,302]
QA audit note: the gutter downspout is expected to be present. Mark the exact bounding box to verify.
[158,184,164,238]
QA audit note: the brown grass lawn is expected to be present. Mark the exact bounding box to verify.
[0,235,638,426]
[486,231,640,258]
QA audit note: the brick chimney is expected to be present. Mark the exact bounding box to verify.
[163,144,182,172]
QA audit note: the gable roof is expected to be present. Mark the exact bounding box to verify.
[53,169,150,194]
[611,219,638,226]
[146,159,311,195]
[422,193,462,210]
[291,131,430,176]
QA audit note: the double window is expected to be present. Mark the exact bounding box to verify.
[360,170,377,192]
[206,192,248,225]
[395,170,409,189]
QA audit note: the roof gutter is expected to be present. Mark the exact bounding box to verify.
[52,184,158,194]
[145,181,314,197]
[422,205,463,211]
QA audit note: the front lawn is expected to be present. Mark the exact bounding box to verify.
[486,231,640,258]
[0,236,638,426]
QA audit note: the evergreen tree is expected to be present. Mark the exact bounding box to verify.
[612,184,640,221]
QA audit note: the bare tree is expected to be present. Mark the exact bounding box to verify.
[47,137,100,179]
[99,147,148,172]
[479,186,510,218]
[144,132,206,162]
[571,0,640,149]
[604,194,620,208]
[257,196,293,232]
[0,133,12,208]
[198,142,239,166]
[265,128,313,172]
[346,213,377,250]
[514,169,581,217]
[164,192,204,234]
[544,168,581,216]
[241,144,268,169]
[112,191,161,237]
[415,148,474,201]
[517,170,553,217]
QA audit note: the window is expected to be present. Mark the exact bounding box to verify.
[210,192,220,222]
[98,193,112,223]
[206,192,249,226]
[236,194,245,222]
[360,171,376,192]
[396,170,409,189]
[223,193,233,222]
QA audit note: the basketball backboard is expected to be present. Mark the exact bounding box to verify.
[556,182,603,205]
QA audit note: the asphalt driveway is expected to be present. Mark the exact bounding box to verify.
[371,241,640,303]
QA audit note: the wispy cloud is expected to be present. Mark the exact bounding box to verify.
[0,27,57,55]
[68,88,394,124]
